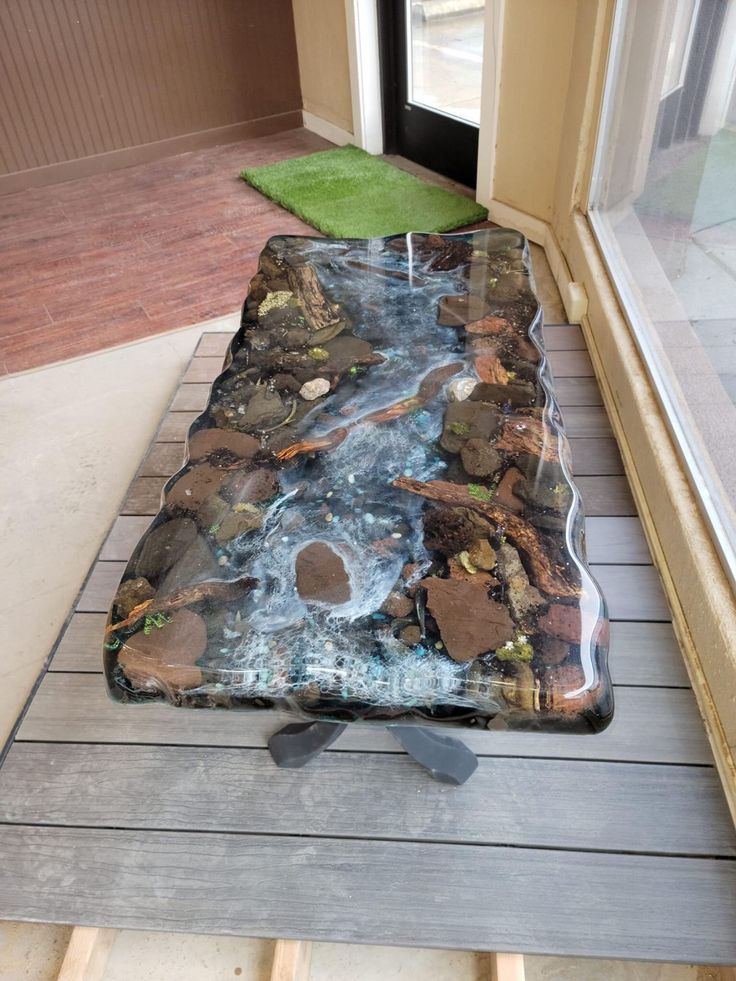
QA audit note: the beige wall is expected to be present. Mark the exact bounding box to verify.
[292,0,354,134]
[492,0,579,222]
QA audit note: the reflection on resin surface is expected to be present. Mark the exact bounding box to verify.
[104,230,613,733]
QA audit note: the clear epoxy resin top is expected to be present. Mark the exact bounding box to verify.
[104,229,613,733]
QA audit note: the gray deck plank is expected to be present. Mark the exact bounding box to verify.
[50,614,689,687]
[156,411,200,442]
[99,514,649,567]
[547,349,594,377]
[76,559,665,621]
[17,674,710,765]
[183,357,227,383]
[171,376,605,414]
[138,443,186,475]
[0,826,733,962]
[585,516,649,564]
[1,744,731,857]
[121,471,633,516]
[193,327,587,358]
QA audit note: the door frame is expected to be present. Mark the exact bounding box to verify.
[343,0,502,200]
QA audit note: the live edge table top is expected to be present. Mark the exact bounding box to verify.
[0,316,734,961]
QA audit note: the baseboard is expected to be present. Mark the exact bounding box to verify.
[0,111,303,195]
[301,110,355,147]
[485,199,588,324]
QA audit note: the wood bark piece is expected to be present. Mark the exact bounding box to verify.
[286,263,342,332]
[393,476,577,598]
[495,415,560,462]
[105,576,258,637]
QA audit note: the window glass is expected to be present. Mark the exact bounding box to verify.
[590,0,736,579]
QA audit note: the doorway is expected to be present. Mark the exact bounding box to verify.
[378,0,486,188]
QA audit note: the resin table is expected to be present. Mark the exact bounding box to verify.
[102,231,612,784]
[0,239,734,960]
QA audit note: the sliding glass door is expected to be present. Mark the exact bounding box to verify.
[589,0,736,580]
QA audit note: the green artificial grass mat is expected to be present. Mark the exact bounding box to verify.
[240,144,488,238]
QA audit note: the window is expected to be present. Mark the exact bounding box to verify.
[589,0,736,581]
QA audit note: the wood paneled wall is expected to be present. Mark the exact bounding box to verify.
[0,0,302,192]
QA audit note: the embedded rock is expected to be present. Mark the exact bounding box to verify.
[448,377,476,402]
[422,577,514,662]
[296,542,351,605]
[381,591,414,618]
[440,401,500,453]
[538,604,582,643]
[160,536,220,592]
[399,625,422,645]
[165,463,229,510]
[496,542,544,621]
[241,387,288,430]
[437,294,491,326]
[468,538,496,571]
[460,438,501,478]
[119,608,207,693]
[423,507,477,557]
[114,577,155,618]
[223,467,279,505]
[300,377,331,401]
[494,467,526,513]
[132,518,199,580]
[188,428,261,462]
[470,381,536,407]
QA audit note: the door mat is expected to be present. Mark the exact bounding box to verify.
[240,144,488,238]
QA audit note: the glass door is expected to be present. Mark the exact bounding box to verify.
[379,0,486,187]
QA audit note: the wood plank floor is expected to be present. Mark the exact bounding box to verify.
[0,128,327,376]
[1,328,735,962]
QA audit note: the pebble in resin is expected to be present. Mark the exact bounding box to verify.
[300,377,331,401]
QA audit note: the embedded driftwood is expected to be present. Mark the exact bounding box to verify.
[495,415,560,462]
[276,363,463,462]
[286,264,342,332]
[393,475,577,598]
[105,576,259,637]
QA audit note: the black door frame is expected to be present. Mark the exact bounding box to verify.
[377,0,480,188]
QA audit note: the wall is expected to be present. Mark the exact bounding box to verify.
[292,0,354,135]
[0,0,302,192]
[491,0,578,222]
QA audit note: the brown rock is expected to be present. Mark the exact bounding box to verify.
[160,536,220,592]
[465,316,512,336]
[214,507,262,542]
[119,608,206,693]
[468,538,496,571]
[188,428,260,462]
[469,381,536,407]
[399,625,422,646]
[381,591,414,618]
[240,387,287,430]
[423,508,476,557]
[495,542,544,621]
[542,664,590,716]
[447,557,498,589]
[440,401,500,453]
[223,468,279,504]
[324,335,376,371]
[460,438,501,477]
[474,354,509,384]
[296,542,351,605]
[437,294,491,326]
[133,518,198,579]
[538,635,571,666]
[538,604,583,643]
[422,577,514,662]
[114,577,155,618]
[166,463,229,510]
[494,467,526,513]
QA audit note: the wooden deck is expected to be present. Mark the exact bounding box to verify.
[1,327,735,963]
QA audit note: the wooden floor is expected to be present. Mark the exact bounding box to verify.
[0,128,329,376]
[0,325,734,962]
